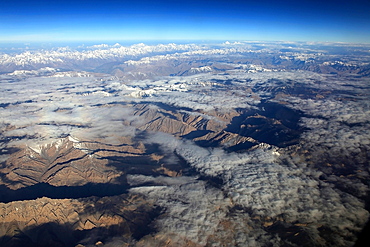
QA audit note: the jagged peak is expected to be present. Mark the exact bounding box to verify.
[26,136,79,154]
[68,136,80,143]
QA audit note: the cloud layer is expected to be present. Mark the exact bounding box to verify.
[1,42,369,246]
[139,132,368,246]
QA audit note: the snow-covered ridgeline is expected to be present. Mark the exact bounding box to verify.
[124,47,253,65]
[0,43,201,67]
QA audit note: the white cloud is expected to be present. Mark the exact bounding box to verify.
[143,132,369,245]
[1,42,369,246]
[0,74,142,147]
[130,179,230,245]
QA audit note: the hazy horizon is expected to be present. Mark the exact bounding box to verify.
[1,1,370,246]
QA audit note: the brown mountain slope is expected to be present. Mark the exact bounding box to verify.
[0,194,157,247]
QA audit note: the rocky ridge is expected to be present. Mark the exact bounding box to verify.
[0,194,157,247]
[0,41,369,246]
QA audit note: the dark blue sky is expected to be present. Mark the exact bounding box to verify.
[1,0,369,43]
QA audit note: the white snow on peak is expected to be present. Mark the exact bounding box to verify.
[28,145,42,154]
[189,66,212,73]
[130,89,158,98]
[8,67,57,76]
[68,136,80,143]
[51,71,92,77]
[0,43,201,68]
[322,61,355,66]
[88,44,110,49]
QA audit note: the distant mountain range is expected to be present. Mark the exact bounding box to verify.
[0,41,369,247]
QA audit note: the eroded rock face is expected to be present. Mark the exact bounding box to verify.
[1,42,370,247]
[0,194,158,247]
[129,103,228,137]
[0,134,189,203]
[0,97,366,247]
[1,137,131,189]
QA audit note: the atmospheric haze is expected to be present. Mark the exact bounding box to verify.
[0,41,369,246]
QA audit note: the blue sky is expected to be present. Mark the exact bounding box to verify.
[0,0,369,43]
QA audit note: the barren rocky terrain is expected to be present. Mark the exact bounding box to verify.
[0,41,369,246]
